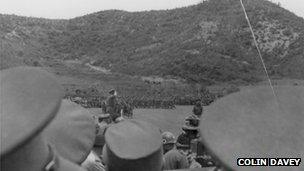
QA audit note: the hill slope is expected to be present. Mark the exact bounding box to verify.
[1,0,304,85]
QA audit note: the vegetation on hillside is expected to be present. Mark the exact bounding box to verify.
[1,0,303,87]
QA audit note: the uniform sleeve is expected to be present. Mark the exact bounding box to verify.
[190,160,202,168]
[177,153,190,169]
[82,161,106,171]
[81,152,106,171]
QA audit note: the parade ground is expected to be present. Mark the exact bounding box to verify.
[89,105,195,136]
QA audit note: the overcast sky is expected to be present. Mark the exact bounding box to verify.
[0,0,303,19]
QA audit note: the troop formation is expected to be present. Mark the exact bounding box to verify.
[1,67,304,171]
[68,90,134,120]
[68,94,176,109]
[66,86,217,110]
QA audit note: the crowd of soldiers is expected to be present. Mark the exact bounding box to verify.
[91,88,219,170]
[67,95,176,109]
[116,88,217,108]
[65,84,218,110]
[65,87,219,170]
[2,67,303,171]
[126,98,175,109]
[68,96,105,108]
[91,92,221,170]
[67,90,134,119]
[161,102,219,170]
[66,93,216,110]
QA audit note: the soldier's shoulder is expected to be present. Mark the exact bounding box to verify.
[164,149,184,158]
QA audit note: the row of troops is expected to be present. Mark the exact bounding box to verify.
[68,95,176,109]
[67,94,214,110]
[2,67,303,171]
[67,87,217,109]
[100,90,206,123]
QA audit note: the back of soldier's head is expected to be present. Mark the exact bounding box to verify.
[1,67,96,171]
[199,86,304,171]
[103,120,163,171]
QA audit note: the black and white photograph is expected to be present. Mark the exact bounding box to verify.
[1,0,303,171]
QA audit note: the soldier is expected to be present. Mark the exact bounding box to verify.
[192,101,203,117]
[162,132,176,154]
[94,114,111,152]
[106,89,120,122]
[1,67,96,171]
[176,115,200,150]
[82,114,111,171]
[101,101,107,114]
[162,131,190,170]
[120,99,133,118]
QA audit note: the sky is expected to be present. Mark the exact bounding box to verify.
[0,0,303,19]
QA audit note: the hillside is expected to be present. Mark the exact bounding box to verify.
[1,0,304,86]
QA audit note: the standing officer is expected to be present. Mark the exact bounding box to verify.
[106,89,120,122]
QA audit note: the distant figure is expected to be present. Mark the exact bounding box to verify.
[106,89,120,122]
[121,100,133,118]
[101,101,107,114]
[192,101,203,117]
[162,132,190,170]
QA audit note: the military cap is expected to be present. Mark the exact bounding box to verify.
[98,113,110,119]
[162,131,176,145]
[114,116,125,123]
[199,86,304,171]
[0,67,88,171]
[44,99,96,164]
[103,119,163,171]
[109,89,116,95]
[175,141,191,149]
[182,115,200,131]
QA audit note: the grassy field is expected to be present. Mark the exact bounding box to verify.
[89,105,195,136]
[88,78,304,135]
[87,80,303,137]
[133,106,194,136]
